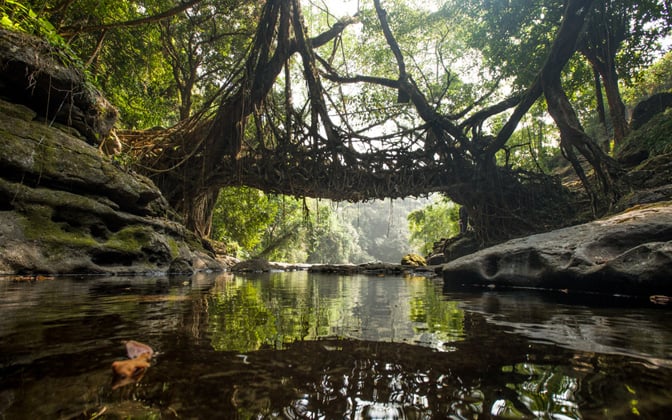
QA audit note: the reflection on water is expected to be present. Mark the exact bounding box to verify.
[207,272,464,352]
[0,271,671,419]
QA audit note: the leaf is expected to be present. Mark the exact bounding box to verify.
[111,353,151,378]
[0,15,15,29]
[124,340,154,359]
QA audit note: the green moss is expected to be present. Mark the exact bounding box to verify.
[20,204,98,248]
[105,225,154,253]
[167,237,181,259]
[616,109,672,157]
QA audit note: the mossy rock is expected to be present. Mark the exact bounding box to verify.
[0,28,118,145]
[616,109,672,167]
[401,253,427,267]
[0,98,222,274]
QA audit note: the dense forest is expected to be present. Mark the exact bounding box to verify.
[1,0,671,263]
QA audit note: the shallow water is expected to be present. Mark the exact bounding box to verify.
[0,271,671,419]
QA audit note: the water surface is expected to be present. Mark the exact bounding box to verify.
[0,272,670,418]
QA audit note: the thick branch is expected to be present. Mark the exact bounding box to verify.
[460,92,524,133]
[311,16,359,48]
[485,77,542,156]
[485,0,594,157]
[370,1,464,143]
[373,0,406,77]
[319,65,400,90]
[59,0,203,37]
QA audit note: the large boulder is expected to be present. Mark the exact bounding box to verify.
[442,202,672,296]
[0,98,220,275]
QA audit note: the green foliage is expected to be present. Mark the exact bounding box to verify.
[459,0,669,149]
[624,51,672,104]
[91,13,179,128]
[258,195,309,263]
[603,0,672,83]
[2,0,60,43]
[0,0,84,69]
[306,204,366,264]
[407,195,459,255]
[462,0,563,89]
[211,188,370,263]
[211,187,425,263]
[11,0,259,129]
[333,199,426,263]
[212,187,280,255]
[156,0,260,120]
[495,100,561,172]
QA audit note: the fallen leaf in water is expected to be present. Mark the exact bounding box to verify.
[111,340,155,389]
[124,340,154,360]
[112,353,151,378]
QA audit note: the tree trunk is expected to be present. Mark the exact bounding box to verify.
[601,64,629,144]
[583,53,630,145]
[578,0,630,146]
[593,67,610,152]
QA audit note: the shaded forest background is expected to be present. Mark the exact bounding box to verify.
[1,0,671,263]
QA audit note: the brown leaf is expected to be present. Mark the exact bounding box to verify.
[111,353,151,378]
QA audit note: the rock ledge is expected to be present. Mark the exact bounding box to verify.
[442,202,672,296]
[0,99,221,275]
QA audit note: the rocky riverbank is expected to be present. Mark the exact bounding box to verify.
[441,202,672,296]
[0,28,225,275]
[0,98,221,275]
[433,105,672,296]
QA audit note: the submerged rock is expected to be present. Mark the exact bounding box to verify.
[442,202,672,296]
[0,98,221,275]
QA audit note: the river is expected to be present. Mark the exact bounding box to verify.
[1,271,670,418]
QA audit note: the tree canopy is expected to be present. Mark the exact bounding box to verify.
[3,0,671,246]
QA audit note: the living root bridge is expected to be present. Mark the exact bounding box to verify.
[225,149,571,243]
[214,152,453,202]
[121,110,572,242]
